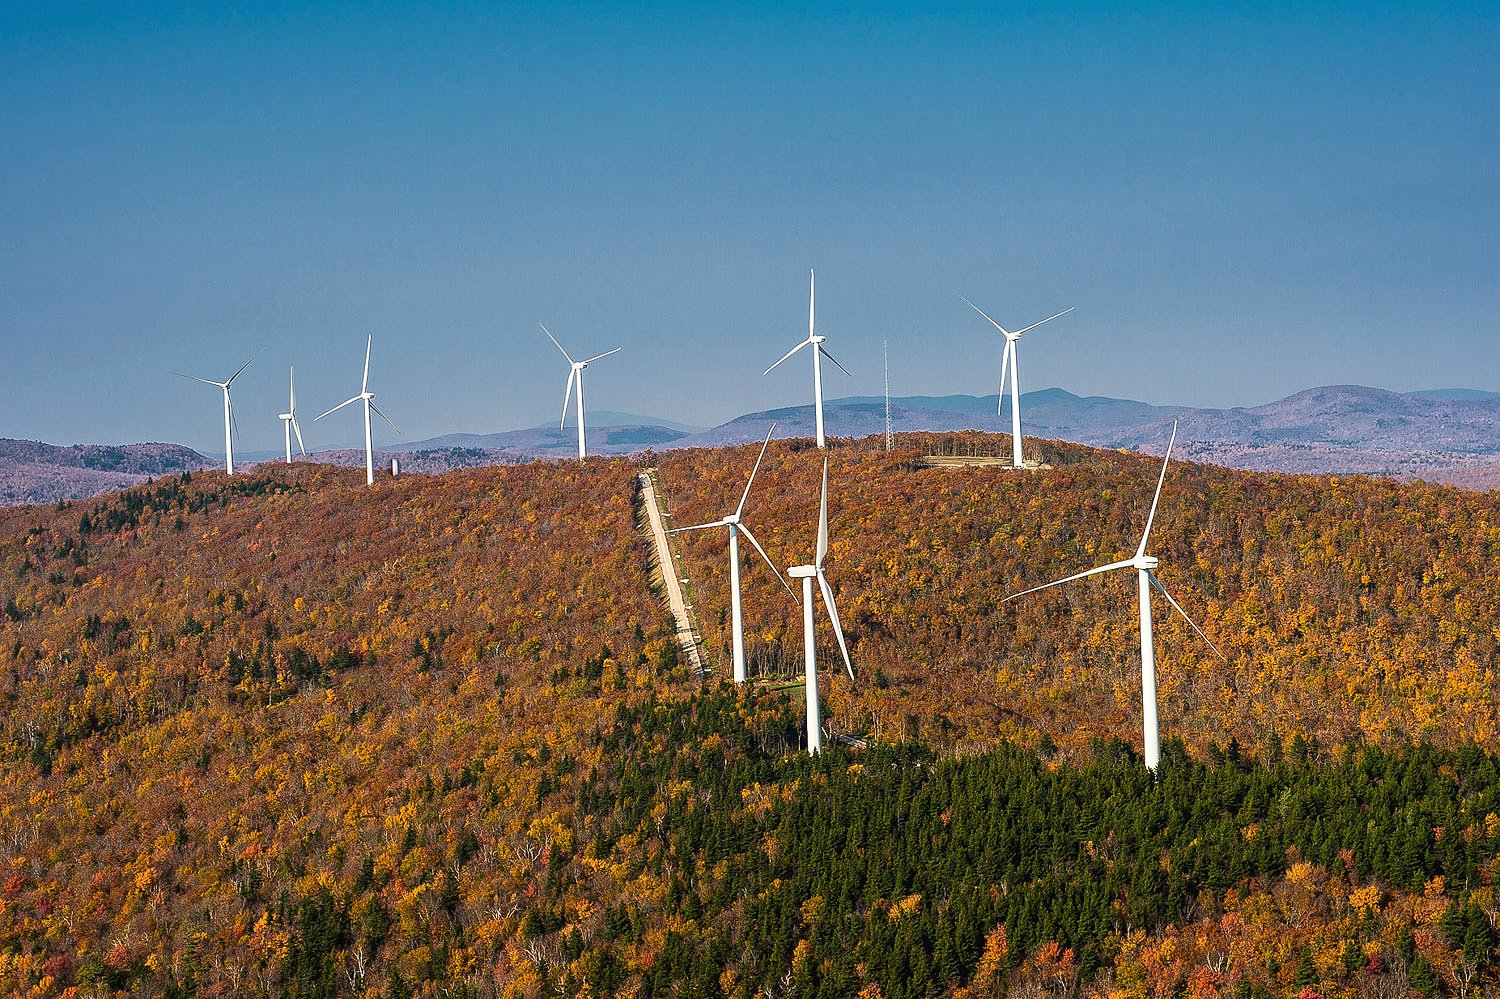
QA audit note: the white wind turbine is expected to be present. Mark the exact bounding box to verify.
[174,350,261,476]
[787,459,855,754]
[278,367,306,464]
[315,335,398,486]
[541,323,621,460]
[669,424,796,684]
[1003,422,1227,772]
[959,295,1073,468]
[765,269,851,450]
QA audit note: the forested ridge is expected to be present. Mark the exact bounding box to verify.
[657,434,1500,756]
[2,437,1500,996]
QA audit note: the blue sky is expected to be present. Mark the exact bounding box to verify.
[2,3,1496,450]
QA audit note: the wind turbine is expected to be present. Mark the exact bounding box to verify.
[174,350,261,476]
[765,270,851,450]
[669,424,795,683]
[540,323,621,459]
[787,459,854,754]
[1003,422,1227,772]
[315,335,398,486]
[959,294,1073,467]
[278,367,306,464]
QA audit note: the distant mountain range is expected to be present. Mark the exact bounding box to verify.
[0,440,217,506]
[10,385,1500,505]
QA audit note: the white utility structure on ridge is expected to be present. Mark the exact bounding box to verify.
[959,294,1073,467]
[174,350,261,476]
[1003,422,1227,772]
[540,323,621,460]
[315,334,399,486]
[788,459,855,754]
[765,269,851,450]
[669,424,794,683]
[278,367,306,464]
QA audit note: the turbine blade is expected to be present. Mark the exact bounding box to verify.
[174,372,225,388]
[764,338,811,376]
[735,422,777,517]
[808,268,815,338]
[1012,307,1075,337]
[997,339,1013,416]
[816,459,829,567]
[958,294,1012,336]
[291,417,306,453]
[667,519,726,534]
[1149,572,1229,664]
[362,335,372,393]
[224,346,265,387]
[230,405,241,442]
[1002,558,1136,603]
[818,572,855,681]
[581,346,622,365]
[539,323,574,364]
[289,366,296,411]
[560,368,576,429]
[738,523,797,601]
[370,400,399,434]
[315,395,362,421]
[1136,420,1179,558]
[819,344,853,377]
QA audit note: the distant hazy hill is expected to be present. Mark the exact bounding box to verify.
[0,439,216,506]
[11,385,1500,506]
[1406,388,1500,401]
[667,385,1500,487]
[391,424,691,457]
[390,409,702,457]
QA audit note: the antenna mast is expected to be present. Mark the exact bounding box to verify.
[883,340,893,452]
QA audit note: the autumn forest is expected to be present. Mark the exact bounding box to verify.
[4,435,1500,997]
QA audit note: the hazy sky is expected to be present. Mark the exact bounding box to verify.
[2,2,1496,451]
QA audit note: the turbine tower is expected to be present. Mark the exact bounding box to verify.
[540,323,621,459]
[278,366,306,464]
[959,294,1073,467]
[174,350,260,476]
[1003,423,1227,771]
[787,459,855,753]
[883,339,893,452]
[765,270,852,450]
[315,335,398,486]
[669,424,795,683]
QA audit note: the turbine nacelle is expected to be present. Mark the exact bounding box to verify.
[788,565,817,580]
[1132,554,1159,571]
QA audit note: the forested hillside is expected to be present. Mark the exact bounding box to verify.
[657,433,1500,758]
[3,438,1500,997]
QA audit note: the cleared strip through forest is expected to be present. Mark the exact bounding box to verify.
[637,469,707,676]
